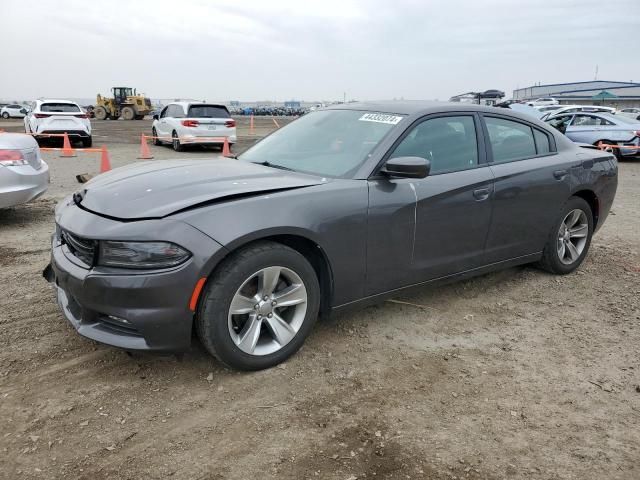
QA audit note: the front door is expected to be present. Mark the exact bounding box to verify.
[366,114,493,295]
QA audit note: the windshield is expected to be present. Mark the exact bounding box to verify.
[239,110,402,178]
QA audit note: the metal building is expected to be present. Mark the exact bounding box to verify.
[513,81,640,108]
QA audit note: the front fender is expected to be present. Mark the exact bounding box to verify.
[175,180,369,306]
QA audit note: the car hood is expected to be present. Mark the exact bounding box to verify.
[78,159,327,220]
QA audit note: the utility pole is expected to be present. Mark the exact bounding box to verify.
[343,91,346,103]
[594,65,598,80]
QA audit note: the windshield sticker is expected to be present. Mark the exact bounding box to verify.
[359,113,403,125]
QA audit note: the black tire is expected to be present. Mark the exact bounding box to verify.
[81,136,92,148]
[152,127,162,146]
[196,241,321,370]
[1,112,9,119]
[594,139,622,161]
[538,196,594,275]
[172,131,183,152]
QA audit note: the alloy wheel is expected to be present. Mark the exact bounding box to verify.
[557,209,589,265]
[228,266,308,356]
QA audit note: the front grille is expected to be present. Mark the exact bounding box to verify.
[61,230,96,266]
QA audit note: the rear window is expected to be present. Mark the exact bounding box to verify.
[187,105,230,118]
[41,103,80,113]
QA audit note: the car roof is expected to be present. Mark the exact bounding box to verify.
[324,100,545,123]
[171,101,228,109]
[36,99,80,105]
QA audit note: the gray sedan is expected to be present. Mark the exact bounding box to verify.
[45,102,618,370]
[0,133,49,209]
[545,111,640,159]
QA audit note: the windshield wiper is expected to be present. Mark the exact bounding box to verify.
[253,161,295,172]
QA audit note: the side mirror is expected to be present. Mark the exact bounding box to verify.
[152,114,159,120]
[381,156,430,179]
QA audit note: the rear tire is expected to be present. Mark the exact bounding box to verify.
[196,241,320,370]
[538,196,593,275]
[595,139,622,160]
[152,127,162,146]
[172,131,183,152]
[2,112,9,119]
[82,136,92,148]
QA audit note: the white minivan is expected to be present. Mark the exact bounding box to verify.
[152,102,237,152]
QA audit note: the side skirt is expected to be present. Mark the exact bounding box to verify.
[331,252,542,314]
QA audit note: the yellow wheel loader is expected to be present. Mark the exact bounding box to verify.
[94,87,152,120]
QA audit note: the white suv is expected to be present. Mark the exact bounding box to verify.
[152,102,236,152]
[1,104,28,119]
[25,100,92,147]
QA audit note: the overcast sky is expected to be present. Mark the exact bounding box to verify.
[2,0,639,102]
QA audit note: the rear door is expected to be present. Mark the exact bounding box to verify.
[366,113,493,295]
[481,114,572,263]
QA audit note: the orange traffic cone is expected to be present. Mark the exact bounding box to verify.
[99,145,112,173]
[222,137,231,157]
[249,114,255,135]
[61,133,76,157]
[137,134,154,159]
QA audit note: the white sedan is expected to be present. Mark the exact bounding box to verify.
[0,133,49,208]
[152,102,237,152]
[1,104,28,119]
[24,100,92,147]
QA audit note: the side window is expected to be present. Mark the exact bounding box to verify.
[173,105,185,118]
[389,116,478,175]
[159,106,168,118]
[533,129,552,154]
[485,117,536,163]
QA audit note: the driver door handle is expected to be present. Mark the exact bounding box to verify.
[553,169,568,180]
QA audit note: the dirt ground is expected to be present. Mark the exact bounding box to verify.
[0,118,639,480]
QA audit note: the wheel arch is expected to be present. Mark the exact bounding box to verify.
[571,189,600,228]
[200,231,335,316]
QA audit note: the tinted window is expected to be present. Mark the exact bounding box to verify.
[188,105,230,118]
[390,116,478,174]
[168,105,185,118]
[41,103,80,113]
[485,117,536,163]
[533,129,551,154]
[159,106,168,118]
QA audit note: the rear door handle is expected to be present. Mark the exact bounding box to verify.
[553,169,568,180]
[473,187,490,201]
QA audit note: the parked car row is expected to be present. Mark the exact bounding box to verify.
[544,111,640,159]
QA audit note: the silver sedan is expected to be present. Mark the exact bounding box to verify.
[545,111,640,159]
[0,133,49,208]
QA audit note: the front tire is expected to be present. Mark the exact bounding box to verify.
[1,112,9,119]
[94,106,108,120]
[538,196,593,275]
[196,241,320,370]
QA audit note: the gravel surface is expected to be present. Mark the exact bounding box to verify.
[1,118,639,479]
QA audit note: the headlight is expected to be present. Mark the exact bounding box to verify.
[98,241,191,269]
